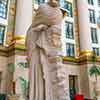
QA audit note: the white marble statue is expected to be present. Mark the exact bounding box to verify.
[26,0,67,100]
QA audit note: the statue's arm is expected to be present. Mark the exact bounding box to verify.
[25,23,48,61]
[25,27,33,61]
[34,24,48,31]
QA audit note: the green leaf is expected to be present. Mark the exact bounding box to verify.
[19,77,28,95]
[17,62,28,68]
[89,65,100,76]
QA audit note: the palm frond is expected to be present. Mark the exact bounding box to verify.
[19,77,28,91]
[17,62,28,68]
[19,76,28,99]
[90,65,100,76]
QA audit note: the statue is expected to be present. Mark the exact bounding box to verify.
[26,0,67,100]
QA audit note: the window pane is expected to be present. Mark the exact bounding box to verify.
[88,0,94,5]
[60,0,73,17]
[66,43,75,57]
[0,0,8,19]
[0,26,5,44]
[98,0,100,7]
[91,28,98,43]
[35,0,45,4]
[89,9,96,23]
[65,22,74,39]
[93,48,99,56]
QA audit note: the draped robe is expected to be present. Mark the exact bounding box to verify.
[26,3,67,100]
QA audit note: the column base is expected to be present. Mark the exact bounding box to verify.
[79,50,94,57]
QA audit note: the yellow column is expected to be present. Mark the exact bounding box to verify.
[77,0,92,56]
[14,0,32,97]
[14,0,32,46]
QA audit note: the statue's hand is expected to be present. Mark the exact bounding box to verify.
[36,24,48,31]
[33,24,48,32]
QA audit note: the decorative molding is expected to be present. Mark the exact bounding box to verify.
[63,56,78,62]
[14,35,25,40]
[62,53,100,65]
[0,45,100,65]
[0,43,26,57]
[14,35,26,43]
[10,4,16,16]
[15,44,26,50]
[79,50,94,57]
[6,32,14,45]
[96,56,100,62]
[6,34,26,46]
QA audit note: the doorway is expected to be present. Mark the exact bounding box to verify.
[69,75,79,100]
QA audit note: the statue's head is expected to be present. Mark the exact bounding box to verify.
[48,0,59,7]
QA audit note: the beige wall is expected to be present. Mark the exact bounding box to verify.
[63,64,81,99]
[0,56,7,93]
[0,56,15,94]
[14,55,28,95]
[0,54,100,100]
[63,63,100,99]
[88,64,100,99]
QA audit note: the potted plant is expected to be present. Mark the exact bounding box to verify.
[89,55,100,100]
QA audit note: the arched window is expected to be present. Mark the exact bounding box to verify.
[0,0,8,19]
